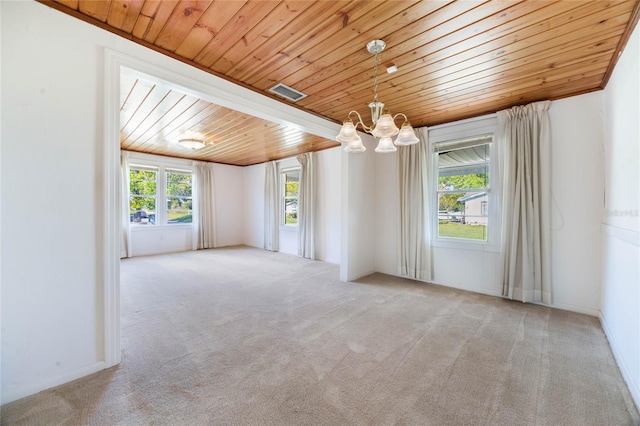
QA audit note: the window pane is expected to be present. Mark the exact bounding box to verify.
[167,197,192,223]
[283,171,299,226]
[166,172,193,224]
[285,198,298,225]
[438,144,488,190]
[130,169,157,196]
[285,172,299,197]
[167,172,192,197]
[438,220,487,240]
[130,197,156,225]
[437,193,487,240]
[437,143,489,241]
[129,168,157,225]
[438,192,465,215]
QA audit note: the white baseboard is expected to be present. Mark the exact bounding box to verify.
[600,313,640,412]
[387,272,602,317]
[427,277,503,298]
[602,223,640,247]
[545,301,600,317]
[381,272,504,299]
[1,361,107,405]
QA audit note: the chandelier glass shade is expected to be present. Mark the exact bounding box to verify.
[336,40,420,153]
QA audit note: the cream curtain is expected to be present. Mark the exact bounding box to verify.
[296,152,315,259]
[264,161,279,252]
[193,161,216,250]
[397,127,432,281]
[496,100,552,303]
[120,151,132,258]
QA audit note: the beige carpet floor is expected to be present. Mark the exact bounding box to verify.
[2,246,638,425]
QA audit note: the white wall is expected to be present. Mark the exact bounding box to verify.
[0,0,340,404]
[242,163,265,249]
[374,93,606,315]
[242,160,299,253]
[213,163,244,247]
[316,147,342,264]
[131,226,193,257]
[1,1,107,404]
[548,92,604,314]
[0,2,3,407]
[340,136,376,281]
[278,150,343,261]
[241,148,342,264]
[374,152,399,276]
[601,23,640,409]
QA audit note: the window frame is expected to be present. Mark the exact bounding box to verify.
[435,138,491,243]
[128,155,193,229]
[165,168,193,225]
[129,165,158,226]
[280,166,300,229]
[428,116,500,251]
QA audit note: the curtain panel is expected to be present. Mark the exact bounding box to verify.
[120,151,132,258]
[496,100,552,303]
[397,127,432,281]
[297,152,316,259]
[194,161,216,250]
[264,161,279,252]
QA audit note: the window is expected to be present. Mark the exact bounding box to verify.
[435,135,491,241]
[129,163,192,226]
[129,167,157,225]
[282,169,300,226]
[166,171,192,224]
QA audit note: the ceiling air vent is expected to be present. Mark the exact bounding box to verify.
[268,83,307,102]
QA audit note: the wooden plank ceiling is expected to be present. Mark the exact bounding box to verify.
[120,72,336,165]
[42,0,639,166]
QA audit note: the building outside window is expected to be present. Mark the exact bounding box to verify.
[435,135,491,241]
[282,169,300,226]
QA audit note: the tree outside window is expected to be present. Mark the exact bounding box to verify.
[283,170,299,226]
[166,171,192,223]
[130,168,157,225]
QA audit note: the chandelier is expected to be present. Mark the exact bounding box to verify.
[336,40,419,153]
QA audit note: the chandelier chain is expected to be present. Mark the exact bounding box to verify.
[373,52,379,103]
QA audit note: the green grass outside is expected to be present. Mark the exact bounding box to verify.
[168,212,192,223]
[285,214,297,225]
[438,221,486,240]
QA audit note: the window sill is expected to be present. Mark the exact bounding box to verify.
[280,225,298,232]
[130,223,192,232]
[431,238,500,252]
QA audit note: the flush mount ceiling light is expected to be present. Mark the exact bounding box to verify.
[336,40,419,153]
[178,138,206,150]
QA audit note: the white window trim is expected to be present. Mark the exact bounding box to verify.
[428,115,500,252]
